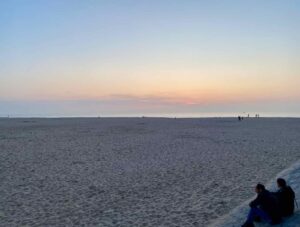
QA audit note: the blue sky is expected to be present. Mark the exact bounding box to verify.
[0,0,299,117]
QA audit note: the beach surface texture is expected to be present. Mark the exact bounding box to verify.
[212,160,300,226]
[0,118,300,226]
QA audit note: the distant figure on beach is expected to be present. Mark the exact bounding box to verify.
[238,116,242,121]
[274,178,295,217]
[242,184,281,227]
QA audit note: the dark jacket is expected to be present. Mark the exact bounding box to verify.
[249,189,280,222]
[274,186,295,217]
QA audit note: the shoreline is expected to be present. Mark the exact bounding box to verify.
[1,116,300,119]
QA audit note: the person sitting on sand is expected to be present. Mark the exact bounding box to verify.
[242,184,281,227]
[274,178,295,217]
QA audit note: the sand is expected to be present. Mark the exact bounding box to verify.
[212,159,300,227]
[0,118,300,226]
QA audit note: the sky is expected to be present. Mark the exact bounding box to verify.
[0,0,299,117]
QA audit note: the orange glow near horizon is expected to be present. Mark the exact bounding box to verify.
[1,27,299,105]
[2,75,299,106]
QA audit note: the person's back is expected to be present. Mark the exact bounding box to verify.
[275,178,295,217]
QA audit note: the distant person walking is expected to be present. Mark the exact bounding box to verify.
[242,184,281,227]
[274,178,295,217]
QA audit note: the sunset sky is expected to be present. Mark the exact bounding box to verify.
[1,0,299,117]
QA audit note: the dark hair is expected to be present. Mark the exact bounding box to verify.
[277,178,287,187]
[256,183,265,191]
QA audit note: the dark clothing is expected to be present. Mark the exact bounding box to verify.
[241,220,254,227]
[249,189,281,224]
[246,207,272,223]
[274,186,295,217]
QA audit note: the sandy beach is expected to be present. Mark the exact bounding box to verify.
[1,118,300,226]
